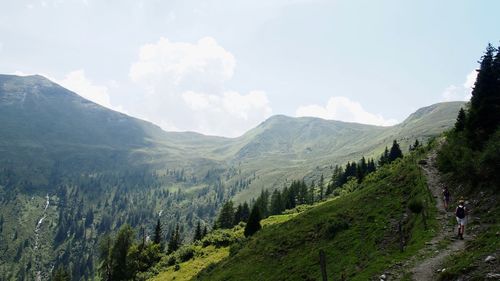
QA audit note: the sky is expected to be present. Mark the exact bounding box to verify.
[1,0,499,137]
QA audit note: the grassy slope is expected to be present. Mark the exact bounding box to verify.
[161,151,438,281]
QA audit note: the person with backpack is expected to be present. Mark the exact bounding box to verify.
[442,186,451,210]
[455,199,467,240]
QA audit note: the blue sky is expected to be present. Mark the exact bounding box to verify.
[1,0,499,137]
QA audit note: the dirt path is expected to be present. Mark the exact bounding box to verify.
[409,150,467,280]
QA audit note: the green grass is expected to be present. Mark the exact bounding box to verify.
[150,212,299,281]
[194,153,438,281]
[151,246,230,281]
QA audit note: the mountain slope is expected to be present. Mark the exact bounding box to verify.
[181,150,438,281]
[0,74,465,279]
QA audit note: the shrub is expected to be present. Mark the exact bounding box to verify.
[408,198,424,214]
[176,245,196,262]
[166,255,176,266]
[201,229,238,248]
[321,218,349,239]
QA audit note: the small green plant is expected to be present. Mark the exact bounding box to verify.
[408,198,424,214]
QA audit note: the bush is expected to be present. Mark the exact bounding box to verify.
[176,245,196,262]
[321,218,349,239]
[408,198,424,214]
[166,255,176,266]
[201,229,238,248]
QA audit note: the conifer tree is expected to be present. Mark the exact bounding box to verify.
[233,204,244,224]
[202,225,208,238]
[318,174,324,201]
[217,201,235,229]
[378,146,390,166]
[241,202,250,222]
[388,140,403,162]
[454,108,466,132]
[466,44,499,146]
[367,158,377,173]
[244,205,262,237]
[193,221,202,242]
[255,189,270,218]
[153,218,163,250]
[111,224,134,280]
[167,224,181,254]
[98,235,113,281]
[270,189,284,215]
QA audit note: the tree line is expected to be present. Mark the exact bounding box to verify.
[214,139,406,235]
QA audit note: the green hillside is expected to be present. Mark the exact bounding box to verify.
[195,150,436,281]
[0,74,464,280]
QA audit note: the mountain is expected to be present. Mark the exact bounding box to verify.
[0,74,464,279]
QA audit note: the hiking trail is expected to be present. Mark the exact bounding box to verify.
[383,149,469,280]
[410,150,467,280]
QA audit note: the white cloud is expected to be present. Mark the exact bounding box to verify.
[463,69,477,90]
[129,37,272,137]
[130,37,235,93]
[441,70,477,102]
[296,96,398,126]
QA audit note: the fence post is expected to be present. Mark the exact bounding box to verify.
[319,249,328,281]
[398,221,404,252]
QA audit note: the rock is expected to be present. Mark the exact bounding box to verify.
[486,273,500,279]
[379,274,387,280]
[485,255,496,263]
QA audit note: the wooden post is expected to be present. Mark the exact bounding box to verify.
[398,221,404,252]
[319,249,328,281]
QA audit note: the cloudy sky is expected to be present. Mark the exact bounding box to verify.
[1,0,499,137]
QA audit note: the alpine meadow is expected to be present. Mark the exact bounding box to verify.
[0,1,498,281]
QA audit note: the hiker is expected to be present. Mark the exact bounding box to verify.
[455,199,467,240]
[442,186,451,210]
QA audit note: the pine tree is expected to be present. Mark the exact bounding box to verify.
[193,221,202,242]
[454,108,466,132]
[318,174,324,201]
[202,225,208,238]
[111,224,134,280]
[466,44,499,146]
[98,235,112,281]
[241,202,250,222]
[153,218,163,250]
[367,158,376,173]
[217,201,235,229]
[244,205,262,237]
[357,157,367,182]
[233,204,244,224]
[388,140,403,162]
[270,189,284,215]
[167,224,181,254]
[255,189,270,218]
[308,180,315,204]
[378,146,390,166]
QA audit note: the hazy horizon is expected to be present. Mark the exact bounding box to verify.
[1,0,499,137]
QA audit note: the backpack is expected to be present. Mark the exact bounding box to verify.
[456,205,466,219]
